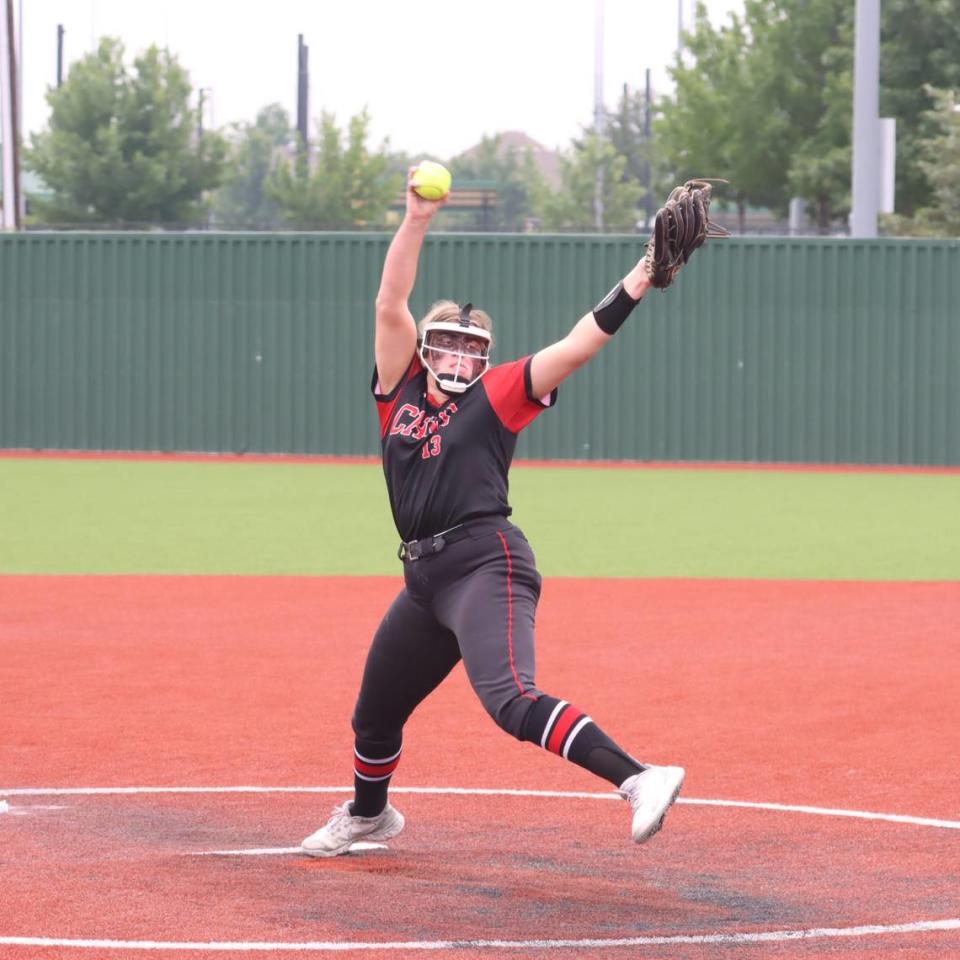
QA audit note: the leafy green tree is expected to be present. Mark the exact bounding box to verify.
[381,148,416,183]
[212,104,291,228]
[448,134,541,230]
[607,86,648,185]
[531,133,644,232]
[26,38,226,225]
[658,0,845,230]
[764,0,854,230]
[657,6,759,230]
[880,0,960,215]
[918,87,960,231]
[267,110,400,228]
[884,87,960,235]
[657,0,959,230]
[607,85,674,228]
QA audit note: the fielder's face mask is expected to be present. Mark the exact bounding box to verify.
[419,303,492,394]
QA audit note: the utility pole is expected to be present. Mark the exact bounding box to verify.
[593,0,604,231]
[57,24,65,87]
[297,34,309,155]
[1,0,22,229]
[198,87,213,139]
[643,68,653,228]
[850,0,880,237]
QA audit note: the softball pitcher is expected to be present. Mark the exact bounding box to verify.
[301,168,724,857]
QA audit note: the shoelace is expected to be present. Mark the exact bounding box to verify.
[620,774,648,810]
[325,802,358,839]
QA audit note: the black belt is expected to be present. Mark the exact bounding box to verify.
[397,522,473,562]
[398,516,509,562]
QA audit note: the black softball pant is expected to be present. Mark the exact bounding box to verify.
[352,518,543,746]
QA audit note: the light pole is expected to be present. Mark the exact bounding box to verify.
[1,0,22,229]
[593,0,604,231]
[297,34,309,155]
[850,0,880,237]
[57,24,65,87]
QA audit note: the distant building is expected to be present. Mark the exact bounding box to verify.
[453,131,562,190]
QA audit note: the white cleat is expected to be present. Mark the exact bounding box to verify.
[301,801,405,858]
[619,765,685,844]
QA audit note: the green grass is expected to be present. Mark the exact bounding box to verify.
[1,458,958,579]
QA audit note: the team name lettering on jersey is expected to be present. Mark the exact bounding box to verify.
[389,402,459,440]
[374,356,553,540]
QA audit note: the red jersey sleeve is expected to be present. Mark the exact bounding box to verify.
[372,355,421,438]
[480,355,557,434]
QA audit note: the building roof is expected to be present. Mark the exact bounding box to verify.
[454,130,562,190]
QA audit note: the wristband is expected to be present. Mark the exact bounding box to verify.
[592,281,639,335]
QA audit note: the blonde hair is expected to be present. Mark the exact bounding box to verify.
[418,300,495,349]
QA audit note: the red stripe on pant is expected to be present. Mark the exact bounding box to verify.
[546,705,586,755]
[496,530,538,702]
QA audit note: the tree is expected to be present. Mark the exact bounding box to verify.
[657,0,960,231]
[607,86,648,186]
[212,104,292,228]
[657,0,849,231]
[764,0,854,230]
[531,133,644,232]
[880,0,960,215]
[884,87,960,236]
[606,85,674,228]
[26,38,226,225]
[448,134,542,231]
[917,88,960,232]
[657,4,783,230]
[267,110,400,229]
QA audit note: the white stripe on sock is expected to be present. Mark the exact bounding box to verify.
[353,771,395,782]
[354,746,402,765]
[561,717,593,759]
[539,701,568,750]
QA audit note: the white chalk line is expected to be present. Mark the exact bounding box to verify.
[1,785,958,831]
[1,918,959,952]
[0,804,67,816]
[2,785,959,952]
[190,843,386,857]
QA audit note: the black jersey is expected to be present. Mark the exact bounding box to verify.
[373,355,557,541]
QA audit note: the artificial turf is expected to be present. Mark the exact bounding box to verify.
[2,456,957,579]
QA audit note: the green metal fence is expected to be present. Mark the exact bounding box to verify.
[1,232,958,465]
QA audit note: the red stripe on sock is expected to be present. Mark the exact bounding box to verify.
[546,705,585,755]
[354,757,400,778]
[496,531,537,702]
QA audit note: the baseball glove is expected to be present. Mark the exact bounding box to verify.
[643,179,730,290]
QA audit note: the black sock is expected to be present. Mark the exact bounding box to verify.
[521,695,644,787]
[350,738,402,817]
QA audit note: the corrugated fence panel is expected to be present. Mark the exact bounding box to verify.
[1,233,958,464]
[0,233,388,456]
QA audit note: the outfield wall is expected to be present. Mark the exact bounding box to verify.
[1,233,958,465]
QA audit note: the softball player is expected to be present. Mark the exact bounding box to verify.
[302,170,685,857]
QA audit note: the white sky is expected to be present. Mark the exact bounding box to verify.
[17,0,744,159]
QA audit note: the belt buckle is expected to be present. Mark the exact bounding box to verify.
[399,533,448,563]
[398,539,422,562]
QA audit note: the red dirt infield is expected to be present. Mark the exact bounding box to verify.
[1,575,958,958]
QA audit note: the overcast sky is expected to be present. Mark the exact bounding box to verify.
[18,0,744,159]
